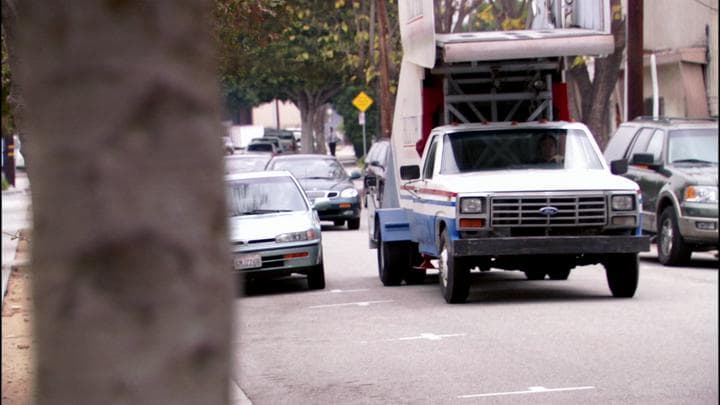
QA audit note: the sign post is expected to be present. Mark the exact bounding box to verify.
[352,91,374,157]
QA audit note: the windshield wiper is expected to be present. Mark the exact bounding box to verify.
[672,159,714,164]
[239,209,292,215]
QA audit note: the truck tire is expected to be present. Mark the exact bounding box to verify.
[657,207,692,266]
[404,246,426,285]
[547,268,571,280]
[307,262,326,290]
[603,253,639,298]
[347,217,361,230]
[439,229,470,303]
[524,271,546,280]
[377,236,408,286]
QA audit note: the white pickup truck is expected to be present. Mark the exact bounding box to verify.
[370,0,650,303]
[371,121,650,303]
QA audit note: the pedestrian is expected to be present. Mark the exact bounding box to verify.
[328,126,338,156]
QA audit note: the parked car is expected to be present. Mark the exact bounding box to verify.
[265,154,362,229]
[226,171,325,289]
[265,128,298,153]
[246,140,279,154]
[222,135,234,155]
[362,138,391,208]
[224,153,272,174]
[603,117,718,265]
[251,136,283,153]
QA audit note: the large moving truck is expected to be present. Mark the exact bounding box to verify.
[369,0,650,303]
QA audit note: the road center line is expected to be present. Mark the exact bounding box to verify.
[458,386,596,399]
[307,300,394,309]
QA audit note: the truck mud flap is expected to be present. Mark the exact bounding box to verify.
[454,235,651,256]
[376,208,412,242]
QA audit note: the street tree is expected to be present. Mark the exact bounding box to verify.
[12,1,233,403]
[566,0,626,148]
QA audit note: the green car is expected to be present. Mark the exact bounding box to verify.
[604,117,718,265]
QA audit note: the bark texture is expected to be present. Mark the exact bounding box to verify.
[14,1,233,403]
[567,0,626,149]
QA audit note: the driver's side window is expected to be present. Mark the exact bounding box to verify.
[423,136,439,179]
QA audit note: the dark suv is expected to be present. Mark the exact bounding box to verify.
[604,117,718,265]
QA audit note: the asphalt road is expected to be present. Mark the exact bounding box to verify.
[233,213,718,405]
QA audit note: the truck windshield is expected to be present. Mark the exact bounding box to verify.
[441,128,604,173]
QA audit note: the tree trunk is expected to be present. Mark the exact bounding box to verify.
[14,1,233,403]
[314,106,328,155]
[566,0,626,148]
[376,0,394,138]
[296,93,317,153]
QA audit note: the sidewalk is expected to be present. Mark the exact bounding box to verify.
[2,171,32,307]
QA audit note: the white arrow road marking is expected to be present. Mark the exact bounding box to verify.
[307,300,393,309]
[360,333,466,344]
[458,386,596,399]
[329,288,369,293]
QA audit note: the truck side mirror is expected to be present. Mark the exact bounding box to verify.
[610,159,628,175]
[400,165,420,180]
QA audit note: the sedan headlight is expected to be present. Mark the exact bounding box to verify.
[611,195,635,211]
[460,197,484,213]
[340,188,359,198]
[275,229,318,243]
[684,186,718,203]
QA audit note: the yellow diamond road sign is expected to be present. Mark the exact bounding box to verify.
[352,91,373,112]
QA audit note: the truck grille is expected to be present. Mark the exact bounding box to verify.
[491,194,606,227]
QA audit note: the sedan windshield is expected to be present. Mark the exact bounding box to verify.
[224,156,270,173]
[269,158,347,180]
[226,176,308,217]
[441,128,604,173]
[668,128,719,164]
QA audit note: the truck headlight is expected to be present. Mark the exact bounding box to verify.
[340,188,359,198]
[460,197,484,213]
[276,229,318,243]
[611,195,635,211]
[684,186,718,203]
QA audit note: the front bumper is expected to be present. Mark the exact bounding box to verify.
[231,240,322,276]
[313,198,361,221]
[677,215,719,245]
[454,235,650,256]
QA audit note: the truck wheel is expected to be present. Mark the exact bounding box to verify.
[603,253,639,298]
[377,237,407,286]
[523,271,546,280]
[548,269,571,280]
[307,262,326,290]
[438,229,470,303]
[657,207,691,266]
[404,247,425,284]
[347,218,361,230]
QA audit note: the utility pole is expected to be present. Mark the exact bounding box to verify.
[376,0,393,138]
[626,0,644,120]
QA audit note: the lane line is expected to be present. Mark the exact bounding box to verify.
[329,288,369,293]
[361,332,466,344]
[458,386,596,399]
[307,300,394,309]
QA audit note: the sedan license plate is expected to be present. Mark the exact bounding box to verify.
[234,254,262,270]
